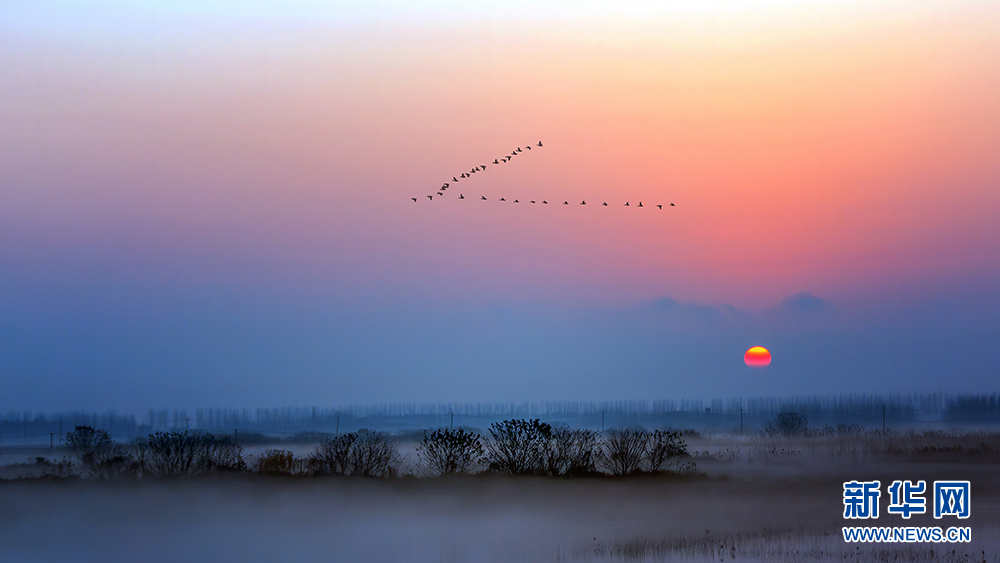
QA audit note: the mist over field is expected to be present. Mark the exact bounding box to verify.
[2,440,1000,563]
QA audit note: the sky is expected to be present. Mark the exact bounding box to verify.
[1,0,999,413]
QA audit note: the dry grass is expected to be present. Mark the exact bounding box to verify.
[586,528,1000,562]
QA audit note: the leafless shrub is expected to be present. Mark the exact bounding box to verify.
[64,425,112,457]
[135,430,245,477]
[762,412,809,437]
[310,433,356,474]
[309,430,400,477]
[206,436,247,471]
[602,428,649,476]
[64,425,140,480]
[417,428,484,475]
[645,429,688,471]
[547,424,602,476]
[484,419,553,475]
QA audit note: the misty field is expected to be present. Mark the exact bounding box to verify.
[2,430,1000,563]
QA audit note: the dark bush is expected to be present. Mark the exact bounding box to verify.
[762,412,809,437]
[417,428,484,475]
[136,430,245,477]
[645,429,688,471]
[484,419,552,475]
[309,430,400,477]
[310,433,355,475]
[205,435,247,471]
[65,425,112,457]
[547,424,601,476]
[64,425,140,480]
[602,428,649,476]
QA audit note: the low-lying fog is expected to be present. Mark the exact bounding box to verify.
[2,454,998,563]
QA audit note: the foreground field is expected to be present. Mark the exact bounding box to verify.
[1,451,998,562]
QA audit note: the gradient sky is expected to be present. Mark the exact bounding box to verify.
[2,0,999,413]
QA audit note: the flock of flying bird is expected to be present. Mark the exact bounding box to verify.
[412,141,676,210]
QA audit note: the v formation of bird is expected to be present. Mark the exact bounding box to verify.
[412,141,676,210]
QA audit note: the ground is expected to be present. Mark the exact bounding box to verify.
[1,437,998,562]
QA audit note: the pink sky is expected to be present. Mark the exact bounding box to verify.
[1,1,999,409]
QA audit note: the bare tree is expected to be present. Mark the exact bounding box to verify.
[602,428,649,476]
[65,426,140,480]
[547,425,601,476]
[484,419,552,475]
[351,431,401,477]
[310,433,356,475]
[645,430,688,471]
[309,430,400,477]
[417,428,484,475]
[135,430,243,477]
[65,425,112,456]
[762,412,809,437]
[205,435,246,471]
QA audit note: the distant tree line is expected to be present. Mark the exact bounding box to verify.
[7,394,1000,445]
[63,420,693,480]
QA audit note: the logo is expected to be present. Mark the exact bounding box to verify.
[842,479,971,543]
[887,480,926,518]
[843,480,880,519]
[934,481,971,519]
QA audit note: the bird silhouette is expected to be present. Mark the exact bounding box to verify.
[481,164,487,168]
[563,201,569,205]
[625,202,630,206]
[437,192,443,196]
[526,146,531,150]
[511,151,516,156]
[500,197,506,201]
[427,195,433,201]
[530,200,536,204]
[638,202,643,207]
[581,200,586,205]
[493,159,499,164]
[516,147,522,152]
[602,202,608,206]
[453,177,458,182]
[461,173,467,178]
[543,200,548,204]
[459,194,465,199]
[656,204,662,209]
[670,203,675,206]
[411,198,417,202]
[537,141,543,147]
[514,199,519,203]
[482,196,487,200]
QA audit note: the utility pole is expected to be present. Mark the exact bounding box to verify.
[50,433,54,449]
[59,420,62,445]
[450,412,454,429]
[740,408,744,436]
[882,405,886,431]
